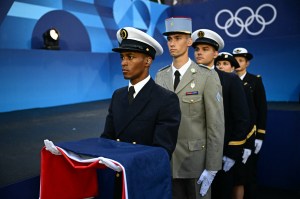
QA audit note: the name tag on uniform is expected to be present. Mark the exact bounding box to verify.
[186,91,198,95]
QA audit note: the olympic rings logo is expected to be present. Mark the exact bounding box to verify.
[215,4,277,37]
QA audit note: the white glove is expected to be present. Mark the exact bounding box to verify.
[197,169,217,196]
[99,157,122,172]
[222,156,235,172]
[44,139,61,155]
[242,148,252,164]
[254,139,263,154]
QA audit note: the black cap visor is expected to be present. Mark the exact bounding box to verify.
[112,39,156,59]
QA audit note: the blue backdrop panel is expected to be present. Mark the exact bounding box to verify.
[31,10,91,51]
[173,0,300,102]
[0,0,299,109]
[0,16,37,49]
[0,49,113,112]
[229,38,300,102]
[258,109,300,190]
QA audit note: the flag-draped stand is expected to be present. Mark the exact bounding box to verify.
[40,138,172,199]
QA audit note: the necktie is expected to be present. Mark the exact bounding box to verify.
[128,86,135,104]
[174,70,181,90]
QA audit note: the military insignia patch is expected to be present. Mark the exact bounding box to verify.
[216,92,222,102]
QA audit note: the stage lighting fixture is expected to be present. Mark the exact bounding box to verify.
[43,28,60,50]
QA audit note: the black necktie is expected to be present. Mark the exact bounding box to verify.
[174,70,181,90]
[128,86,135,104]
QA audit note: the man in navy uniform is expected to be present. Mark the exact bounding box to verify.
[101,26,181,158]
[233,47,268,199]
[191,29,250,199]
[101,27,181,199]
[156,17,225,199]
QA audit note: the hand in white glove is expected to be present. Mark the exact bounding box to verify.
[44,139,61,155]
[99,157,122,172]
[242,148,252,164]
[197,169,217,196]
[222,156,235,172]
[254,139,263,154]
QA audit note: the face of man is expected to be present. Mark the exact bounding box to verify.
[234,56,249,73]
[167,34,192,58]
[193,44,218,67]
[120,51,151,85]
[216,60,234,73]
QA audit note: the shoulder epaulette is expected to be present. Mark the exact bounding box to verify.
[256,74,261,78]
[158,65,171,72]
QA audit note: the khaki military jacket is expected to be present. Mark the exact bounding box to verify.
[155,61,225,178]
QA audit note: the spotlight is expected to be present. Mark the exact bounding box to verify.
[43,28,60,50]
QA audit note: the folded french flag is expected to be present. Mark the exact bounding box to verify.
[40,140,127,199]
[40,138,171,199]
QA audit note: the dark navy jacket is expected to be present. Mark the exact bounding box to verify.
[215,67,250,160]
[243,72,267,140]
[101,78,181,158]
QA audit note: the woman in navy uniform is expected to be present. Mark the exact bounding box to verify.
[215,52,256,199]
[233,47,268,199]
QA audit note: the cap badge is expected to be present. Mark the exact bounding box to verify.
[170,21,174,27]
[235,49,242,53]
[146,48,149,52]
[198,31,205,38]
[224,54,228,58]
[120,28,128,39]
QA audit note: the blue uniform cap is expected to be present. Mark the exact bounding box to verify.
[163,17,192,36]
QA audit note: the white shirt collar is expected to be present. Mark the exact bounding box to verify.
[128,75,150,98]
[239,72,247,80]
[210,65,215,70]
[171,58,192,80]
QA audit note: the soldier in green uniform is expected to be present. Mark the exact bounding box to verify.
[155,17,225,199]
